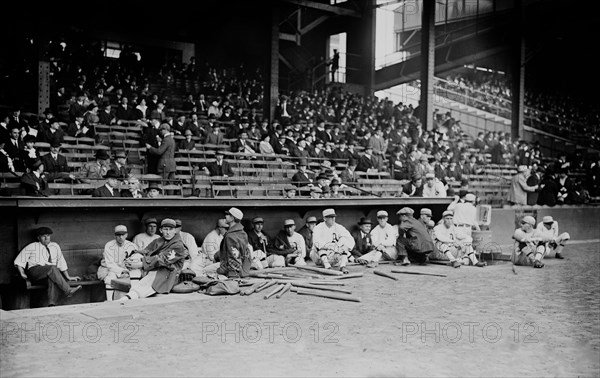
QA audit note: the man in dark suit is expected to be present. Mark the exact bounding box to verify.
[5,125,23,170]
[340,158,358,183]
[20,160,47,197]
[297,216,317,260]
[38,120,65,146]
[291,159,314,186]
[98,102,115,125]
[92,169,121,197]
[41,141,74,182]
[203,150,234,177]
[356,146,376,172]
[473,132,487,151]
[146,123,176,180]
[351,217,376,263]
[67,115,95,139]
[109,151,130,179]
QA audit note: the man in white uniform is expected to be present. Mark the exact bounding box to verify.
[535,216,569,259]
[422,172,447,197]
[174,219,198,269]
[512,215,551,268]
[97,225,137,300]
[447,193,480,237]
[310,208,355,273]
[433,211,486,268]
[358,210,398,266]
[132,218,160,250]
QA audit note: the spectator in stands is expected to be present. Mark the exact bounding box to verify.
[69,95,86,122]
[146,123,176,180]
[231,130,256,155]
[259,134,275,155]
[203,150,233,177]
[20,160,47,196]
[149,102,166,122]
[330,179,346,198]
[526,164,543,205]
[79,150,110,183]
[109,151,130,179]
[132,218,160,251]
[98,102,115,125]
[310,186,322,198]
[395,207,434,266]
[356,146,376,172]
[143,119,161,174]
[368,128,388,171]
[185,113,204,138]
[588,157,600,197]
[20,135,39,169]
[0,113,10,142]
[5,125,22,170]
[273,134,290,155]
[119,218,188,300]
[178,129,196,151]
[267,219,307,267]
[473,132,486,151]
[97,224,137,301]
[66,115,94,139]
[121,176,143,198]
[275,96,293,126]
[0,139,15,173]
[310,208,354,273]
[291,158,314,186]
[402,174,423,197]
[508,165,538,205]
[517,141,534,167]
[41,141,75,182]
[433,210,485,268]
[14,226,82,306]
[556,168,573,205]
[537,169,559,206]
[205,124,224,145]
[92,169,121,197]
[173,114,186,136]
[83,103,99,127]
[422,172,447,198]
[217,207,251,278]
[115,97,133,122]
[134,98,148,121]
[39,120,65,146]
[208,101,221,119]
[512,215,549,269]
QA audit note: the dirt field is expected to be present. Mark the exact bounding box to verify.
[1,242,599,377]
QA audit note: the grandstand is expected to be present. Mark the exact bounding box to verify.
[0,0,599,305]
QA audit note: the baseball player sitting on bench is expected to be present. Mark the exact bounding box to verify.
[310,208,355,273]
[433,211,486,268]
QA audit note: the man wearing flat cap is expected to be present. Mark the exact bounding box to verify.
[217,208,251,278]
[79,149,111,183]
[447,192,480,237]
[310,208,355,273]
[351,217,377,266]
[133,218,160,250]
[402,174,424,197]
[14,227,82,306]
[268,219,307,267]
[418,208,435,234]
[535,216,569,259]
[98,225,137,300]
[298,216,317,259]
[433,211,486,268]
[395,207,434,266]
[512,215,552,268]
[422,172,447,198]
[92,169,121,197]
[246,216,272,268]
[119,218,188,300]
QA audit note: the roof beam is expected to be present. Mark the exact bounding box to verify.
[300,15,329,34]
[281,0,361,18]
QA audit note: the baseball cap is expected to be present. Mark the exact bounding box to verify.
[114,225,128,235]
[284,219,295,227]
[227,207,244,220]
[306,216,317,224]
[521,216,536,225]
[376,210,388,218]
[322,208,336,217]
[420,208,432,216]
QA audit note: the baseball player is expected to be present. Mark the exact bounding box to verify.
[512,215,551,268]
[447,193,480,238]
[535,216,569,259]
[310,208,355,273]
[433,211,486,268]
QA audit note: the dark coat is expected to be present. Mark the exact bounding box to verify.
[41,153,70,181]
[217,223,251,278]
[206,160,234,177]
[351,229,374,258]
[291,170,314,186]
[356,155,375,172]
[141,234,188,293]
[148,134,176,174]
[92,184,121,197]
[297,225,314,253]
[20,172,46,196]
[526,171,542,205]
[397,217,434,254]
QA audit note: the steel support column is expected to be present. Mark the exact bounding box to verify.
[419,0,435,131]
[266,6,280,123]
[511,0,525,140]
[365,0,377,96]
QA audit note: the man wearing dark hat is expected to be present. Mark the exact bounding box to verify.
[351,217,377,267]
[146,182,163,198]
[143,119,161,174]
[395,207,434,266]
[20,160,47,196]
[146,123,176,180]
[202,150,234,177]
[368,128,388,171]
[268,219,307,267]
[14,226,82,306]
[120,218,188,300]
[291,158,314,187]
[79,149,111,183]
[217,208,251,278]
[508,165,538,205]
[92,169,121,197]
[298,216,317,259]
[330,178,346,198]
[340,158,358,183]
[356,146,376,172]
[38,120,65,146]
[133,218,160,250]
[67,114,95,139]
[110,151,130,179]
[98,101,116,125]
[402,174,424,197]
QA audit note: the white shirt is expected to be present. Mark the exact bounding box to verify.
[101,239,137,275]
[312,222,355,252]
[201,229,223,262]
[132,232,160,250]
[448,202,477,226]
[286,232,307,259]
[179,231,198,259]
[535,222,559,240]
[14,241,68,271]
[433,224,472,244]
[422,180,447,198]
[370,223,398,248]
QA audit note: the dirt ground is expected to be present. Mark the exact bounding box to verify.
[1,242,599,377]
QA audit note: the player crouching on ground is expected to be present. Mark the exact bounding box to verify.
[536,216,569,259]
[310,208,355,273]
[268,219,307,267]
[433,211,486,268]
[512,215,552,268]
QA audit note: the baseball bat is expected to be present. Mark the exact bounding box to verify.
[296,265,344,276]
[334,272,364,280]
[276,283,292,298]
[391,270,447,277]
[291,282,352,294]
[294,287,361,302]
[307,281,345,286]
[374,270,398,281]
[241,282,262,296]
[255,280,278,293]
[264,284,284,299]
